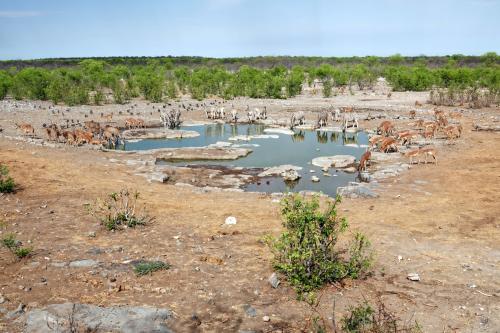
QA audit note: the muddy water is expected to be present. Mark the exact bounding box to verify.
[124,124,369,196]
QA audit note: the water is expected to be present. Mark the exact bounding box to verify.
[123,124,369,196]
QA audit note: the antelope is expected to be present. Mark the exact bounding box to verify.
[368,135,384,150]
[44,127,60,142]
[84,120,101,134]
[415,100,423,107]
[444,124,463,140]
[62,130,77,145]
[380,137,398,153]
[15,123,35,135]
[409,110,416,119]
[101,113,113,121]
[74,129,93,144]
[405,148,421,164]
[419,147,437,164]
[230,108,238,123]
[398,131,418,146]
[378,121,394,136]
[358,150,371,172]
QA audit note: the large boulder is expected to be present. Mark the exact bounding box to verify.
[311,155,356,169]
[337,182,378,199]
[22,303,174,333]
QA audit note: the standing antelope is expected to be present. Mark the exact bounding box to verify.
[358,150,371,172]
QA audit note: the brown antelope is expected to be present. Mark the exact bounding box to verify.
[419,147,437,164]
[415,100,423,107]
[84,120,101,134]
[101,113,113,121]
[368,135,384,150]
[62,130,77,145]
[358,150,371,172]
[380,137,398,153]
[399,131,418,146]
[409,110,416,119]
[444,124,463,140]
[423,129,434,139]
[74,129,93,144]
[378,120,394,136]
[405,149,421,164]
[436,114,448,128]
[44,127,60,141]
[15,123,35,135]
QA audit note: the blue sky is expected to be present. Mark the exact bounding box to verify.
[0,0,499,60]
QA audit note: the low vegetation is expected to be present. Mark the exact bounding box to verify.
[133,260,170,276]
[0,164,15,193]
[267,195,373,296]
[86,188,154,231]
[0,53,498,104]
[2,233,33,259]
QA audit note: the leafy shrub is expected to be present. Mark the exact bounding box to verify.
[0,164,15,193]
[267,195,372,295]
[86,188,154,231]
[2,233,33,259]
[133,260,170,276]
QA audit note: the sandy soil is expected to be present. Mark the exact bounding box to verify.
[0,92,499,332]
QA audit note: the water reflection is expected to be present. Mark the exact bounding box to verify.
[316,131,328,144]
[330,132,339,142]
[343,132,358,145]
[292,130,305,142]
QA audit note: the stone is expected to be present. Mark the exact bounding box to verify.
[149,172,169,183]
[268,273,280,288]
[23,303,174,333]
[224,216,237,225]
[263,315,270,322]
[243,304,257,318]
[311,176,320,182]
[69,259,100,268]
[87,231,96,238]
[312,155,356,169]
[407,273,420,281]
[258,165,302,178]
[337,182,378,199]
[343,167,357,173]
[282,170,301,182]
[5,303,25,320]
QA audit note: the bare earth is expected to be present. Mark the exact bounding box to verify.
[0,91,499,332]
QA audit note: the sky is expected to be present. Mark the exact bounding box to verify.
[0,0,499,60]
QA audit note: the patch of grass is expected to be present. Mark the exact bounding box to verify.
[133,261,170,276]
[266,194,373,297]
[86,188,154,231]
[13,247,33,259]
[0,164,15,193]
[2,233,33,259]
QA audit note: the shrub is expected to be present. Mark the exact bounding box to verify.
[133,260,170,276]
[267,195,372,295]
[2,233,33,259]
[340,301,421,333]
[86,188,154,231]
[0,164,15,193]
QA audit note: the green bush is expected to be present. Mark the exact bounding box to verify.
[133,260,170,276]
[0,165,15,193]
[86,188,154,231]
[267,195,372,295]
[2,233,33,259]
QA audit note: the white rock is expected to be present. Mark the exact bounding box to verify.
[224,216,237,225]
[312,155,356,168]
[407,273,420,281]
[264,128,294,135]
[263,315,270,322]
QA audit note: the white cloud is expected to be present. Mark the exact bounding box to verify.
[0,11,43,18]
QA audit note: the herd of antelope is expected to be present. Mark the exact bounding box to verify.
[359,107,464,170]
[203,104,268,123]
[14,116,147,148]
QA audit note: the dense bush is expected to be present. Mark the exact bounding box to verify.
[0,164,15,193]
[267,195,373,295]
[0,53,498,104]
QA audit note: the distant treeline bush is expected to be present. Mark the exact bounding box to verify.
[0,53,498,104]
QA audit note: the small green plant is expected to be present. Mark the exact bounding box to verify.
[0,164,15,193]
[2,233,33,259]
[133,260,170,276]
[267,195,373,296]
[340,301,422,333]
[86,188,154,231]
[14,247,33,258]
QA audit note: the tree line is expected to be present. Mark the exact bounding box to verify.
[0,53,498,105]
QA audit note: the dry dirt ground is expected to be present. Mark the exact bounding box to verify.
[0,92,499,332]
